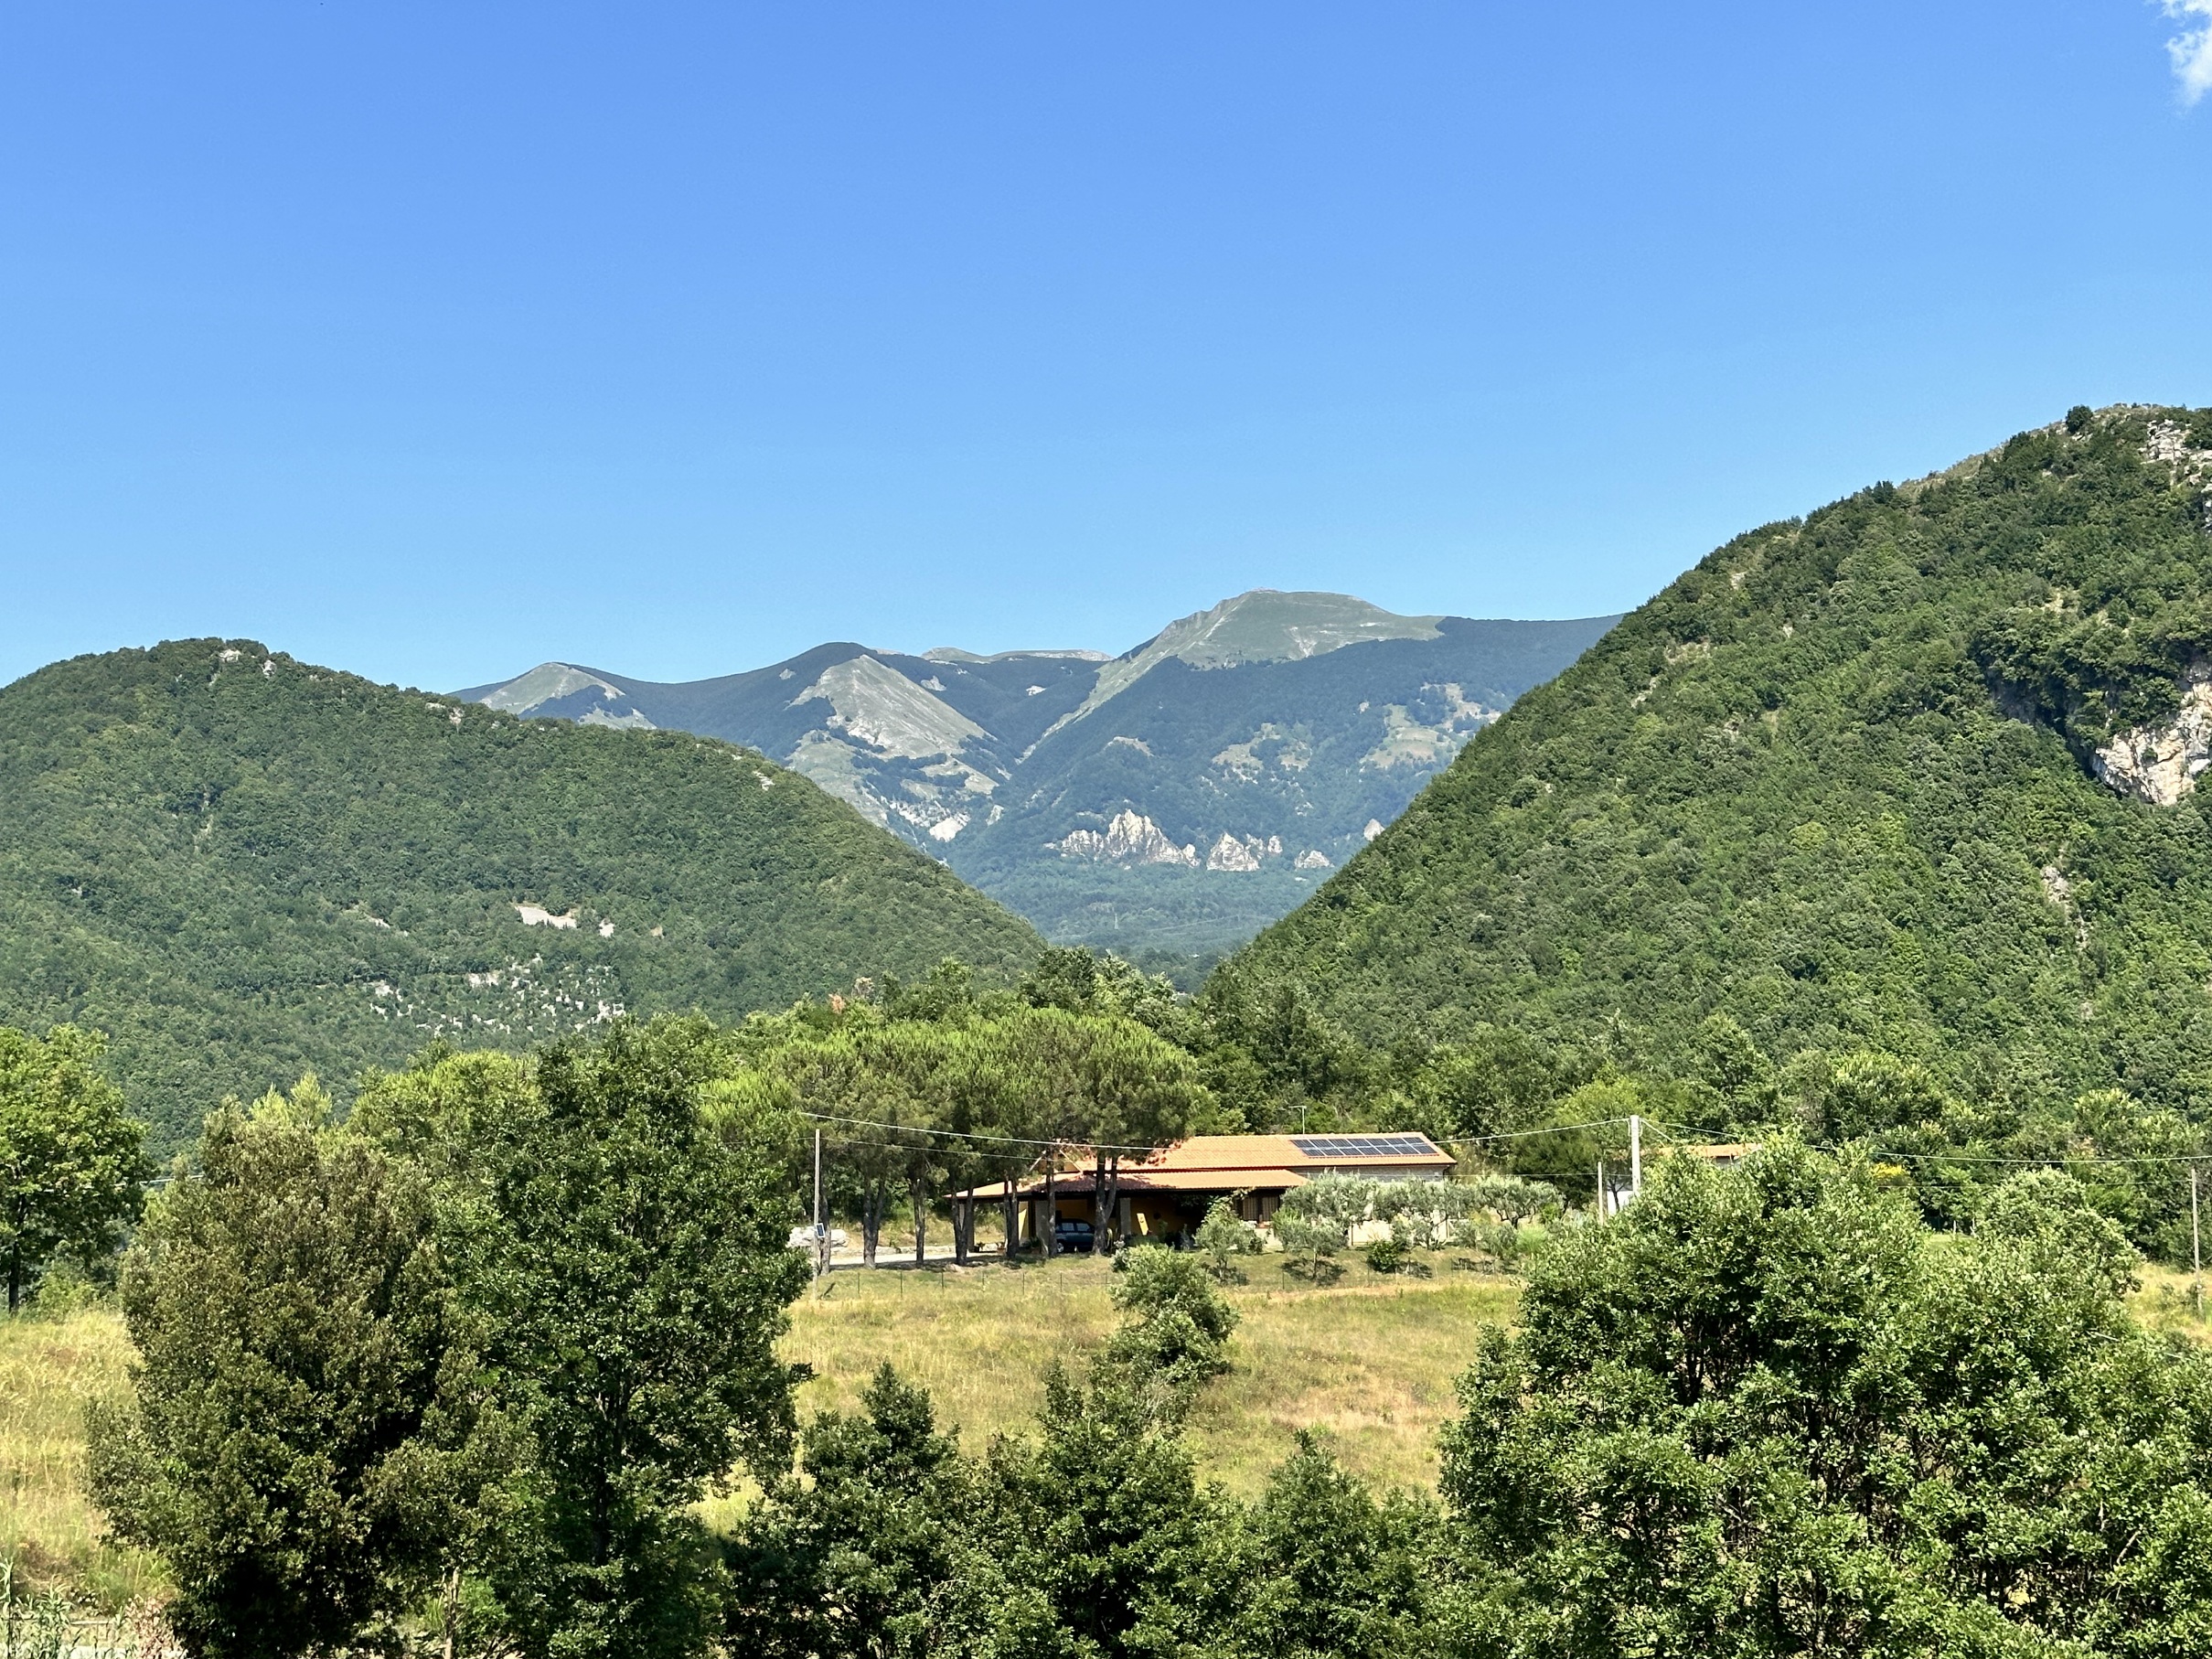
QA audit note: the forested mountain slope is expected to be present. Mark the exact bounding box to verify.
[1228,405,2212,1110]
[0,640,1041,1144]
[465,593,1616,961]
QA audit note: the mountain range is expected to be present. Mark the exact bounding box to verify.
[462,591,1619,962]
[0,639,1039,1145]
[1228,404,2212,1114]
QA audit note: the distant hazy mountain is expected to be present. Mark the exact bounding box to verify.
[462,592,1617,961]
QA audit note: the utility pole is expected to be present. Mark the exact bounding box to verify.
[2193,1164,2202,1322]
[1630,1115,1642,1200]
[1596,1157,1607,1219]
[813,1128,826,1283]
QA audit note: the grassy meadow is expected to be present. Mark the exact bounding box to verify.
[786,1249,1522,1495]
[0,1306,158,1607]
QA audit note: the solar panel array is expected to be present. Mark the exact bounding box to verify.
[1288,1134,1437,1159]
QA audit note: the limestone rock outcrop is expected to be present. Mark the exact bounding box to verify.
[2092,671,2212,806]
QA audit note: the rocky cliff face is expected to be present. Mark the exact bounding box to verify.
[1053,809,1197,866]
[2093,669,2212,805]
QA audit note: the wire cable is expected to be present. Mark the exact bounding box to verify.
[1640,1117,2210,1169]
[792,1108,1164,1155]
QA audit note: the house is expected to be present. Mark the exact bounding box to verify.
[959,1131,1455,1250]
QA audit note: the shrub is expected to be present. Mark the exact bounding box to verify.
[1193,1195,1260,1285]
[1363,1236,1410,1275]
[1103,1246,1239,1402]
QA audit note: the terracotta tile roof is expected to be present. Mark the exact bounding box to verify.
[1143,1132,1451,1173]
[962,1166,1317,1201]
[955,1131,1453,1201]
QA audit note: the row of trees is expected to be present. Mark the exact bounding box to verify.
[738,991,1208,1265]
[1188,976,2212,1266]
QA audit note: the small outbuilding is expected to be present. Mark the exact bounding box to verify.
[961,1131,1454,1250]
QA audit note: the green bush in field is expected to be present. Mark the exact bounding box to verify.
[1103,1245,1240,1405]
[1193,1195,1260,1284]
[1362,1236,1412,1275]
[0,1025,148,1314]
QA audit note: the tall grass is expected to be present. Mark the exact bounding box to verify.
[2135,1262,2212,1346]
[0,1308,159,1609]
[785,1249,1521,1494]
[13,1252,2203,1601]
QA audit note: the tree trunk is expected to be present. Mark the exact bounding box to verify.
[1044,1162,1060,1258]
[1101,1153,1122,1255]
[912,1174,928,1265]
[863,1180,882,1268]
[1093,1146,1109,1255]
[1002,1186,1019,1261]
[954,1194,969,1266]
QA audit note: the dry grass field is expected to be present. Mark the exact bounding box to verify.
[2134,1262,2212,1347]
[0,1306,158,1607]
[787,1250,1520,1494]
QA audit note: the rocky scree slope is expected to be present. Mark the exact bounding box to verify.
[1225,406,2212,1112]
[0,640,1042,1146]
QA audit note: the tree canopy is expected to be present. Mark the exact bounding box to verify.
[1437,1142,2212,1657]
[0,1023,147,1311]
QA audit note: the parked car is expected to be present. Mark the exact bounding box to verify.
[1053,1217,1096,1253]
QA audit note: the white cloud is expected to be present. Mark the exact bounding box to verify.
[2168,1,2212,104]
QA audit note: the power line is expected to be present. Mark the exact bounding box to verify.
[791,1108,1162,1154]
[1856,1146,2208,1168]
[1442,1117,1638,1147]
[1640,1117,2210,1170]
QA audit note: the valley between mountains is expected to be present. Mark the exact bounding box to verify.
[463,591,1619,963]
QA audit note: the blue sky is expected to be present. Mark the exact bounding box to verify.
[3,3,2210,690]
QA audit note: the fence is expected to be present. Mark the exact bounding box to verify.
[0,1566,172,1659]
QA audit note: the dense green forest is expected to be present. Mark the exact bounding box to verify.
[0,640,1041,1148]
[1230,405,2212,1117]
